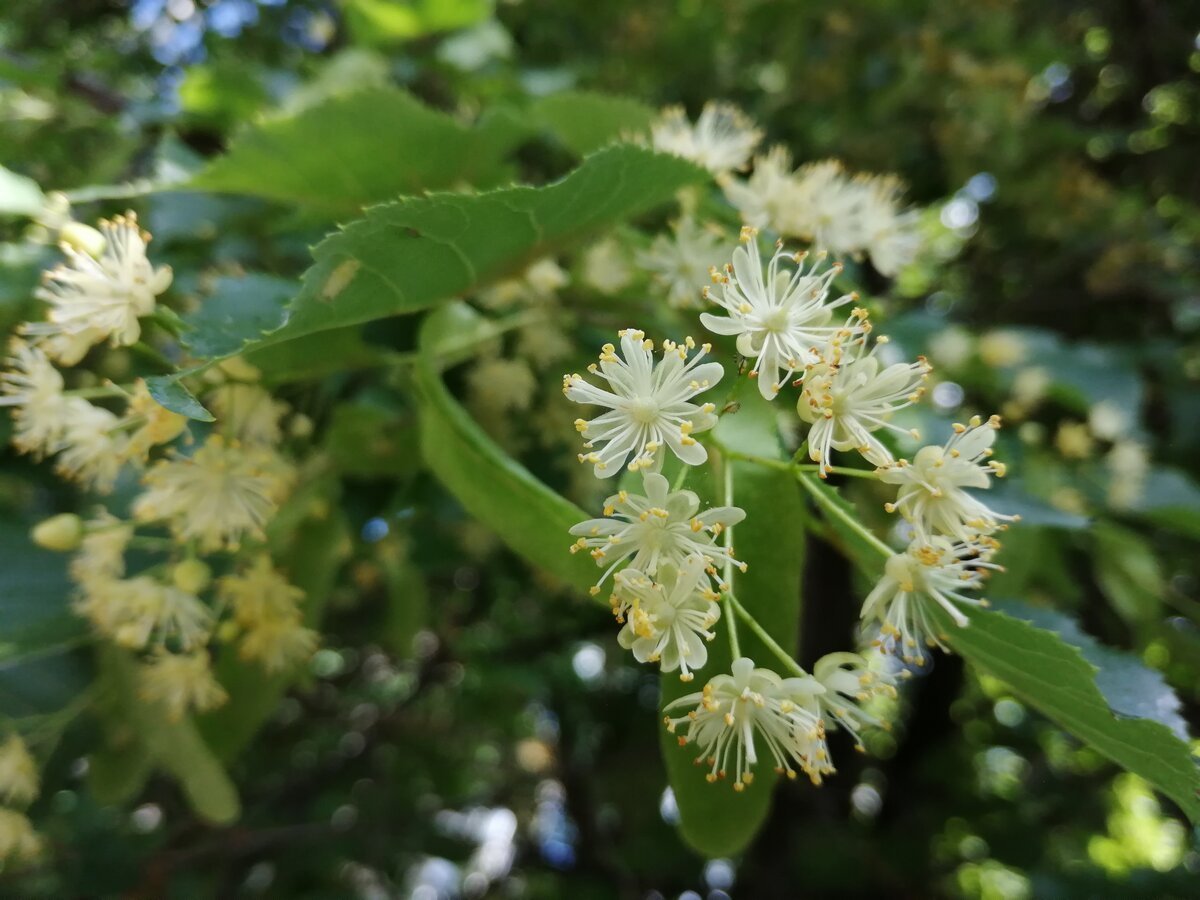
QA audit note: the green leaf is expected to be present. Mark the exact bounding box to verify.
[87,740,153,806]
[0,165,45,217]
[1093,522,1164,627]
[995,599,1187,738]
[198,488,350,761]
[799,475,1200,821]
[931,603,1200,822]
[189,87,527,214]
[96,646,240,824]
[344,0,491,44]
[153,147,705,414]
[245,326,392,385]
[414,304,597,591]
[144,374,214,423]
[180,274,296,361]
[263,144,703,351]
[532,91,657,156]
[660,382,806,858]
[1129,467,1200,540]
[0,519,91,718]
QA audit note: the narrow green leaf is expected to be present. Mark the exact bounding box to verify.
[660,383,807,858]
[189,87,527,213]
[414,305,597,591]
[532,90,657,155]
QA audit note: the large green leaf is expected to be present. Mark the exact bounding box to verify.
[934,603,1200,822]
[799,476,1200,822]
[189,87,527,214]
[198,483,350,761]
[659,382,807,857]
[154,146,705,419]
[95,647,240,824]
[532,91,657,156]
[414,304,597,591]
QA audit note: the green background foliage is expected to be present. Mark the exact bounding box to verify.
[1,0,1198,897]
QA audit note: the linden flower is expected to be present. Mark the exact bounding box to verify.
[239,616,318,674]
[219,555,305,628]
[54,398,128,492]
[877,415,1017,540]
[0,339,72,457]
[796,339,931,475]
[664,657,827,790]
[564,329,723,477]
[0,735,39,808]
[724,157,921,276]
[852,175,922,276]
[636,217,732,310]
[861,536,1001,663]
[69,513,132,589]
[207,383,288,447]
[139,650,228,721]
[570,471,745,592]
[720,146,799,233]
[134,435,291,551]
[29,212,172,352]
[611,555,722,681]
[76,575,213,651]
[0,809,43,864]
[701,228,868,400]
[651,102,762,174]
[808,652,895,751]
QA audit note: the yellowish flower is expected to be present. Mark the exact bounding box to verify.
[0,735,39,807]
[139,651,228,721]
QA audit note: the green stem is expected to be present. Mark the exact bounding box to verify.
[720,454,741,660]
[794,472,894,560]
[726,592,807,678]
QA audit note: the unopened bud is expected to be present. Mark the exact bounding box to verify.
[172,558,212,593]
[31,514,83,552]
[59,221,106,258]
[217,356,261,382]
[289,413,314,439]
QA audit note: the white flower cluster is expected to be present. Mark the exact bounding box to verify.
[723,149,922,276]
[6,210,317,724]
[560,103,1011,792]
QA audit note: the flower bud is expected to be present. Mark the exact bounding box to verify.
[58,221,106,258]
[172,558,212,594]
[289,413,314,439]
[31,514,83,552]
